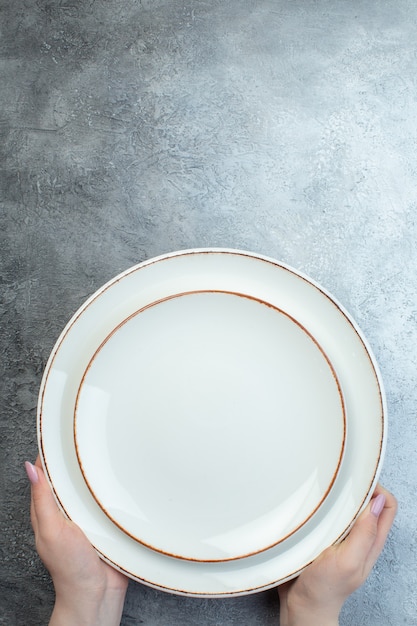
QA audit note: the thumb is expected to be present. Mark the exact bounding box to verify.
[26,459,63,536]
[341,493,386,567]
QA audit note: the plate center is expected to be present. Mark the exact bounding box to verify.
[74,290,345,562]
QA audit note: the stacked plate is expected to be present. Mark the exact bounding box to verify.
[37,249,385,597]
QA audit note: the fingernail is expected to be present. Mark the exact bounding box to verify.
[25,461,39,485]
[371,493,386,517]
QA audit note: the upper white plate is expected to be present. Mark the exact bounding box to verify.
[38,249,385,596]
[74,289,345,562]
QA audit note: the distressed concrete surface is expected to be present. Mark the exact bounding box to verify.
[1,0,416,624]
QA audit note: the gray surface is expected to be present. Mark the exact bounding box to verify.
[1,0,416,624]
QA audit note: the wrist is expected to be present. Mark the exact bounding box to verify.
[50,587,127,626]
[285,606,339,626]
[284,588,340,626]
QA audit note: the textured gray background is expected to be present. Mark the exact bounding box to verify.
[1,0,416,624]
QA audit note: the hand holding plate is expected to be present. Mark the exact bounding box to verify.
[26,457,128,626]
[278,484,397,626]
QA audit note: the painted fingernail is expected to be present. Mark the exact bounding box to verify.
[371,493,386,517]
[25,461,39,485]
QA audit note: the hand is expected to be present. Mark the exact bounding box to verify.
[26,457,129,626]
[278,484,397,626]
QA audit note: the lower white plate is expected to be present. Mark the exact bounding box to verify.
[38,249,385,596]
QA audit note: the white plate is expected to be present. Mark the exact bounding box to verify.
[74,290,346,562]
[38,249,385,596]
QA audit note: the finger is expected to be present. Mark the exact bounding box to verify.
[368,485,397,562]
[340,495,382,564]
[342,485,397,576]
[26,461,40,535]
[30,489,38,535]
[25,458,63,533]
